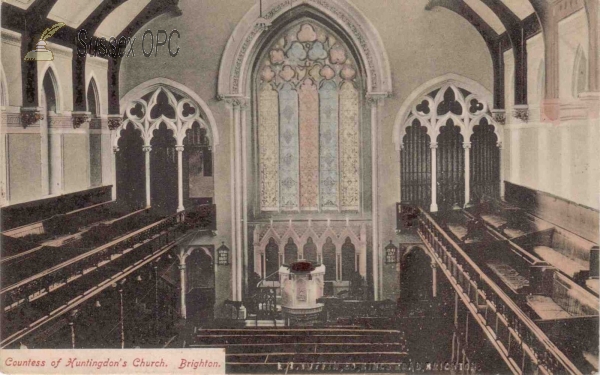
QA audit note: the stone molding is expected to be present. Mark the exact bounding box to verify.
[217,0,392,98]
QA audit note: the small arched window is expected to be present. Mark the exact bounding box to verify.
[573,47,588,97]
[87,78,99,116]
[341,237,356,281]
[303,237,318,263]
[284,238,298,264]
[88,78,102,187]
[265,238,279,278]
[322,237,336,282]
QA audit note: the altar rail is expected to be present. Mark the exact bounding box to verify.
[0,205,215,313]
[415,207,581,375]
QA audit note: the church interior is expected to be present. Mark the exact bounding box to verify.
[0,0,599,373]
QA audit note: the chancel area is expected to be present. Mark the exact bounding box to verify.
[0,0,599,373]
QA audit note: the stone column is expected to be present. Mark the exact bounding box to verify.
[178,262,187,319]
[240,100,249,307]
[108,116,122,201]
[430,143,438,212]
[367,93,386,300]
[69,322,75,349]
[431,262,437,298]
[40,108,50,196]
[223,96,246,317]
[498,142,505,199]
[143,145,152,208]
[176,145,184,212]
[463,142,471,206]
[119,288,125,349]
[112,146,119,201]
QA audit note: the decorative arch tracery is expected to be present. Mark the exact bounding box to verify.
[115,82,217,212]
[253,221,367,289]
[218,0,392,98]
[397,78,500,211]
[117,86,212,148]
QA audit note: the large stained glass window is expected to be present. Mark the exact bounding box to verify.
[257,21,361,212]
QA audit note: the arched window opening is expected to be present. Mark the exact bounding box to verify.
[119,83,215,213]
[265,238,279,278]
[87,79,99,116]
[255,20,362,213]
[470,118,500,201]
[150,123,178,216]
[322,237,336,283]
[437,118,465,210]
[399,82,496,212]
[183,122,213,206]
[401,119,431,207]
[185,247,215,320]
[43,70,59,195]
[399,247,433,304]
[43,71,57,113]
[87,78,102,187]
[341,237,356,281]
[117,123,145,209]
[573,47,588,97]
[284,238,298,264]
[303,237,318,263]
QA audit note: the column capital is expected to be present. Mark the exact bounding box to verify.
[175,145,185,152]
[143,145,152,153]
[496,141,503,149]
[107,115,123,131]
[20,107,44,128]
[463,142,471,149]
[491,109,506,125]
[71,111,91,129]
[512,105,529,123]
[113,146,120,154]
[430,142,438,149]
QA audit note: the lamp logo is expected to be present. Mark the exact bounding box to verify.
[24,22,65,61]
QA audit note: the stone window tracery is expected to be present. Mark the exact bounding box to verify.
[400,83,501,210]
[256,21,361,212]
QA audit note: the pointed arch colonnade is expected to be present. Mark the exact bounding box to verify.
[116,79,219,212]
[394,74,501,212]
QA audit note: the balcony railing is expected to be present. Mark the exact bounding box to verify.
[415,206,581,375]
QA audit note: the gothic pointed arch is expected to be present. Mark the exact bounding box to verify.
[396,74,501,209]
[573,45,589,97]
[394,73,497,151]
[118,78,219,148]
[253,18,366,212]
[217,0,392,98]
